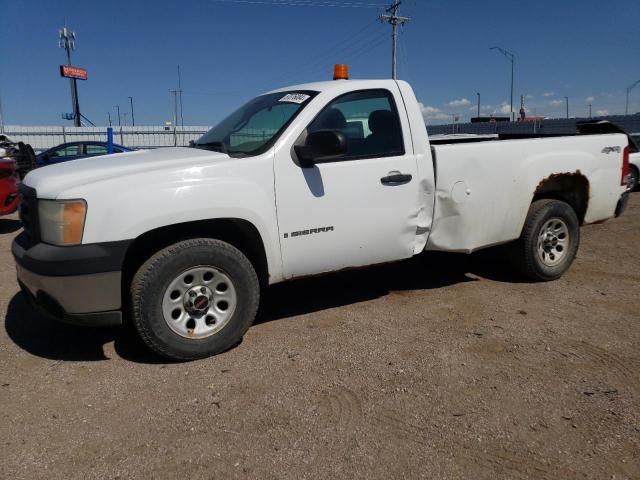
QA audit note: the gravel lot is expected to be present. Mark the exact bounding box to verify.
[1,194,639,480]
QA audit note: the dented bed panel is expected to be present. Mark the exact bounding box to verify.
[425,134,627,253]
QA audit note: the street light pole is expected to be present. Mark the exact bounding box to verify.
[477,92,480,118]
[128,96,135,126]
[565,96,569,119]
[115,105,121,126]
[490,46,515,121]
[626,79,640,115]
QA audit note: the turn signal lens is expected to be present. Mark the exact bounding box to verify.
[333,63,349,80]
[38,199,87,245]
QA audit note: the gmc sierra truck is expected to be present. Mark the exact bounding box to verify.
[13,71,631,360]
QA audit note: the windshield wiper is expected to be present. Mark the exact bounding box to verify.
[193,141,228,154]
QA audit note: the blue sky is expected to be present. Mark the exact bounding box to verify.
[1,0,639,126]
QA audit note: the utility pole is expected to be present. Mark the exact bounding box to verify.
[565,96,569,119]
[588,103,592,118]
[477,92,480,118]
[177,65,184,126]
[626,79,640,115]
[490,46,515,121]
[59,24,81,127]
[381,1,410,80]
[108,111,112,127]
[128,96,135,126]
[115,105,121,126]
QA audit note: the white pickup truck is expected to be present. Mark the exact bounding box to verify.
[13,74,630,360]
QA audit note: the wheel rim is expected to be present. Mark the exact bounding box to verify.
[537,218,570,267]
[161,266,237,339]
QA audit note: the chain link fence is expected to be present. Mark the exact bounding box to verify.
[2,126,211,152]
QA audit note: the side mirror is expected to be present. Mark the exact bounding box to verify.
[294,130,347,167]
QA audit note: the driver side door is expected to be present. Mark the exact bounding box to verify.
[274,87,420,280]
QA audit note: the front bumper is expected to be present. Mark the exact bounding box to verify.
[17,265,123,326]
[12,232,131,327]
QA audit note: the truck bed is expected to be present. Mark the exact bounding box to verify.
[425,134,627,253]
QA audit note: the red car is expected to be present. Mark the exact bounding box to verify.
[0,158,20,216]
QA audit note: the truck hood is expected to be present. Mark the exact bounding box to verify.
[24,147,230,198]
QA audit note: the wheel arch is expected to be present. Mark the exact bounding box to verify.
[121,218,270,304]
[531,172,590,225]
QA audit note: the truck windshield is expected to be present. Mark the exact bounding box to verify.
[193,90,317,157]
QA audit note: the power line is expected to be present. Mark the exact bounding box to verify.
[212,0,383,7]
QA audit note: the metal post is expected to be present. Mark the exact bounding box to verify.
[116,105,121,126]
[477,92,480,118]
[589,104,592,118]
[565,96,569,119]
[108,112,112,126]
[490,46,515,121]
[177,65,184,127]
[510,58,514,122]
[107,127,113,153]
[128,96,135,126]
[626,80,640,116]
[171,90,179,146]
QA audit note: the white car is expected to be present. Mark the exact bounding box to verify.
[13,74,630,360]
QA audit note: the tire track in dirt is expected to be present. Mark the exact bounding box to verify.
[372,409,587,480]
[552,340,640,398]
[316,386,363,434]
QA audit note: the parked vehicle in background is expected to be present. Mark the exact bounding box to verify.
[0,136,37,179]
[13,71,630,360]
[0,158,20,216]
[628,133,639,191]
[36,141,131,166]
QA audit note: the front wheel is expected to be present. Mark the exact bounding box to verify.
[130,238,260,360]
[512,199,580,281]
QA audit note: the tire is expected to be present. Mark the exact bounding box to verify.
[628,165,639,192]
[512,199,580,281]
[130,238,260,360]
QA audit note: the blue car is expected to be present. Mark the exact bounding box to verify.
[36,141,131,166]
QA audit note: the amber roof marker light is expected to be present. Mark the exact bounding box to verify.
[333,64,349,80]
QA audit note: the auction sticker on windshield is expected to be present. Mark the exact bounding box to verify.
[279,93,311,104]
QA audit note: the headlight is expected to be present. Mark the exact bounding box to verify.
[38,199,87,245]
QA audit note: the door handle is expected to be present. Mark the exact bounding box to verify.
[380,172,412,186]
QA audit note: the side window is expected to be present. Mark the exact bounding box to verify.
[51,144,80,157]
[85,144,108,155]
[306,89,404,160]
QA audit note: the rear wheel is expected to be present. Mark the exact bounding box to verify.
[131,238,259,360]
[628,165,639,192]
[512,199,580,281]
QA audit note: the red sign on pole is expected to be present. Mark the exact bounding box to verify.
[59,65,88,80]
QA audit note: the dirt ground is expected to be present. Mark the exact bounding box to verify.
[1,194,639,480]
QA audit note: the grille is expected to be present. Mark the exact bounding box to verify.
[18,184,39,242]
